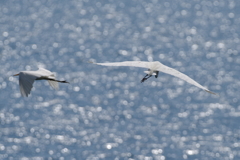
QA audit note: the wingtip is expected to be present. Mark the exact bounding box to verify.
[21,92,29,97]
[88,61,95,64]
[205,90,218,96]
[13,73,20,76]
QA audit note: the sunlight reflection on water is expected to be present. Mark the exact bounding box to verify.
[0,0,240,159]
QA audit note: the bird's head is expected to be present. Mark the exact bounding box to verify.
[144,70,156,76]
[144,70,151,75]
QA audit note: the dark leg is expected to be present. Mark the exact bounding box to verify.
[141,74,148,83]
[48,79,69,83]
[141,74,152,83]
[155,71,159,78]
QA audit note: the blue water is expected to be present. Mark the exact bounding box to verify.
[1,0,240,159]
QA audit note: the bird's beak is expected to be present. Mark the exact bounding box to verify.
[13,73,19,76]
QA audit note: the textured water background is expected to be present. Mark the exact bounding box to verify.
[0,0,240,159]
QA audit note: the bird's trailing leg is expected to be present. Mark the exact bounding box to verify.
[56,80,69,83]
[141,74,152,83]
[155,71,159,78]
[47,79,69,83]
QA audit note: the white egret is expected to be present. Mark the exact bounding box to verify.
[91,61,216,95]
[13,68,69,97]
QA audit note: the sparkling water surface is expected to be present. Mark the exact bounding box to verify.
[1,0,240,159]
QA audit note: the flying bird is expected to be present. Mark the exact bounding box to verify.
[13,68,69,97]
[91,61,216,95]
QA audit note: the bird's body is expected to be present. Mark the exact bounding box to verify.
[14,68,68,97]
[92,61,216,95]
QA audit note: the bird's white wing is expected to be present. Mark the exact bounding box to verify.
[48,80,59,90]
[157,64,216,95]
[94,61,150,69]
[37,68,53,76]
[19,72,37,97]
[37,68,59,90]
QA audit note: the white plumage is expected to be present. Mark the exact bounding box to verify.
[91,61,216,95]
[14,68,69,97]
